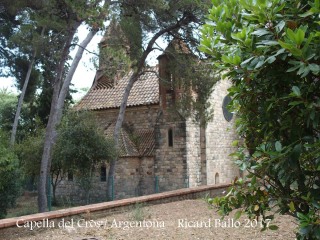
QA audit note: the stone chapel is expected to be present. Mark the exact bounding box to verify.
[55,28,240,203]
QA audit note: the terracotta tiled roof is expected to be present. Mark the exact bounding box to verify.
[75,67,159,110]
[104,122,155,157]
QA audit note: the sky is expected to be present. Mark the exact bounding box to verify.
[0,24,163,100]
[0,25,102,100]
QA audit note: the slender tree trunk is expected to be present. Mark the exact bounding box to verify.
[38,27,97,212]
[10,53,36,146]
[38,25,77,212]
[106,16,195,200]
[106,51,158,201]
[37,25,74,211]
[10,27,46,146]
[56,29,98,113]
[38,0,112,212]
[107,73,137,200]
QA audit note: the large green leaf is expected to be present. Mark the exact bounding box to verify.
[292,86,301,97]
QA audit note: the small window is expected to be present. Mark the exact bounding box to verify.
[168,128,173,147]
[100,166,107,182]
[215,173,219,184]
[68,171,73,181]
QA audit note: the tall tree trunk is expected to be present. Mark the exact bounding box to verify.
[38,24,77,212]
[10,27,45,146]
[10,52,36,146]
[38,23,98,212]
[37,0,111,212]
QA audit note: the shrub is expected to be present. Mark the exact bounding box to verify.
[200,0,320,239]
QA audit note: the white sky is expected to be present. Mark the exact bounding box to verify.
[0,24,164,100]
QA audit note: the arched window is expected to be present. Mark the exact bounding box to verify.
[168,128,173,147]
[215,173,219,184]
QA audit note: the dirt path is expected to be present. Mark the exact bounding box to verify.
[1,199,297,240]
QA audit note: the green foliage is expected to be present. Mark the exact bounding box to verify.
[54,110,116,171]
[0,89,36,141]
[97,19,132,80]
[119,5,143,63]
[1,0,81,128]
[0,130,21,219]
[0,90,17,131]
[53,110,116,202]
[16,110,116,203]
[164,50,217,125]
[201,0,320,239]
[15,128,44,177]
[0,6,15,74]
[11,56,41,103]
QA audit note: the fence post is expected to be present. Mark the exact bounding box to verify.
[155,176,159,193]
[111,175,114,201]
[47,175,52,211]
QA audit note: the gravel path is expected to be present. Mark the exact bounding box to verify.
[1,199,297,240]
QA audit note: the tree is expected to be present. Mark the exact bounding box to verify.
[10,46,41,146]
[160,47,216,126]
[106,0,211,201]
[1,1,78,147]
[1,1,74,146]
[10,14,45,146]
[16,111,115,205]
[0,130,21,219]
[0,1,48,146]
[37,0,110,212]
[200,0,320,239]
[0,0,108,211]
[0,3,15,74]
[53,111,116,204]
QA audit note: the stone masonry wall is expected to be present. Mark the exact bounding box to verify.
[154,112,188,192]
[206,80,240,184]
[111,156,155,199]
[55,156,156,204]
[185,120,202,187]
[200,126,207,185]
[55,169,109,205]
[56,105,189,203]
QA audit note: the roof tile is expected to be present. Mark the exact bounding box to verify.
[75,67,159,110]
[104,122,155,157]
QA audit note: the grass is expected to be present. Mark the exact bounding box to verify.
[6,194,38,218]
[5,193,76,218]
[130,203,151,221]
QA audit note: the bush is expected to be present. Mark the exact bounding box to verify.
[0,131,21,218]
[200,0,320,239]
